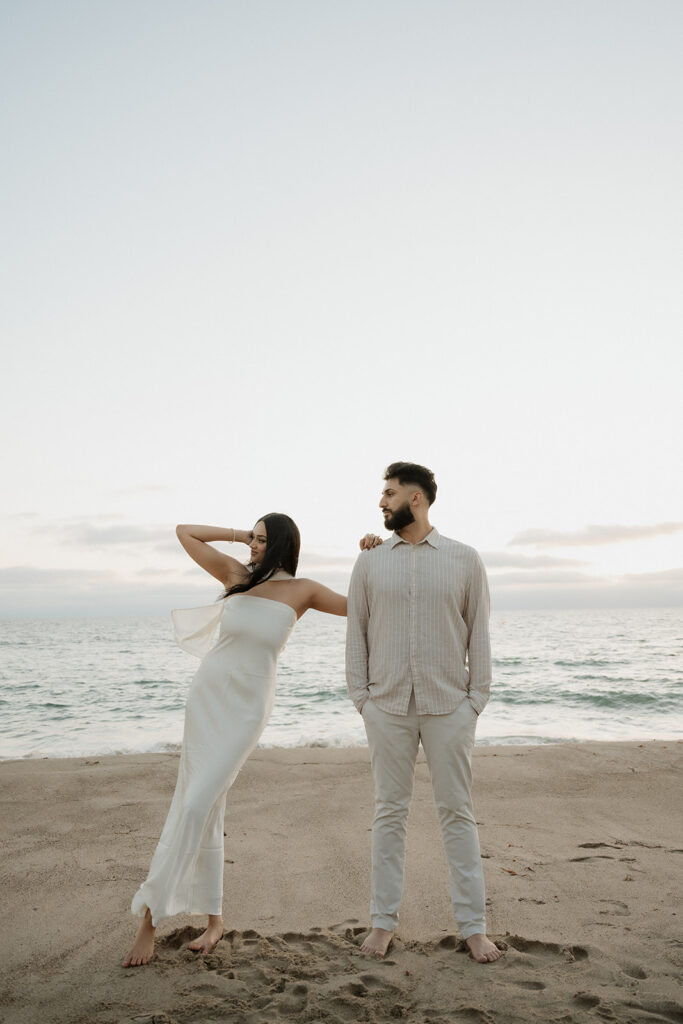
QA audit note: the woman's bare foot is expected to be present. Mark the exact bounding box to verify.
[122,909,156,968]
[466,933,504,963]
[187,914,224,954]
[361,927,394,957]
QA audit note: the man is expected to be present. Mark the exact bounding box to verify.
[346,462,502,964]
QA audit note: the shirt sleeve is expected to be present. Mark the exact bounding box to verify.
[345,554,371,712]
[464,551,492,714]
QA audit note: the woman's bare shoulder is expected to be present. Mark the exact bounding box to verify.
[289,577,330,597]
[290,576,316,590]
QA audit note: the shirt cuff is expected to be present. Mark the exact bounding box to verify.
[467,693,487,716]
[353,692,369,713]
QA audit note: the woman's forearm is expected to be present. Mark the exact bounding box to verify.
[176,524,252,545]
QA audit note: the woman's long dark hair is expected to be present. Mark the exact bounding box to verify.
[221,513,300,599]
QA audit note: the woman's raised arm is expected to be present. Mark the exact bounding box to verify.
[176,524,251,587]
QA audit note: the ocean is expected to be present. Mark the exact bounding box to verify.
[1,607,681,760]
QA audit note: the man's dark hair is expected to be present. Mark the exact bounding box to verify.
[384,462,437,506]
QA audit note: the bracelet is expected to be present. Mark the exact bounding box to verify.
[228,528,235,544]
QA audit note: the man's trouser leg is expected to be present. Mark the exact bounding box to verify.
[361,697,420,931]
[419,695,487,940]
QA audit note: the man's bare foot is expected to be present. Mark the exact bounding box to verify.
[187,915,224,954]
[122,909,156,968]
[361,927,394,957]
[466,933,504,963]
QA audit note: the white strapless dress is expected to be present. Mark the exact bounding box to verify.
[131,581,296,925]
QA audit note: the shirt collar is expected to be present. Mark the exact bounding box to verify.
[390,527,440,549]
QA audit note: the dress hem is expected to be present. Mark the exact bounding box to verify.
[131,895,223,928]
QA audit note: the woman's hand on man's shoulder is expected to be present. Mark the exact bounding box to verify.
[359,533,384,551]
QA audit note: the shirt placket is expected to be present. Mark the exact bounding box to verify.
[408,543,417,712]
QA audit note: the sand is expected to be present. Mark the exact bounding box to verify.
[0,741,681,1024]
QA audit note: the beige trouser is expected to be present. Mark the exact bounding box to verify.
[361,691,486,939]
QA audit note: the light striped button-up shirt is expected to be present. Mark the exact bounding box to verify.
[345,527,492,717]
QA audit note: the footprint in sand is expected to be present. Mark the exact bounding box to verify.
[277,981,309,1014]
[220,927,262,949]
[157,925,205,950]
[229,963,271,985]
[573,991,601,1009]
[598,899,630,917]
[570,855,616,862]
[622,964,647,979]
[506,935,589,962]
[182,975,250,999]
[344,980,369,997]
[360,972,392,988]
[328,994,374,1021]
[434,933,509,958]
[152,925,683,1024]
[282,930,337,948]
[346,973,402,998]
[449,1008,496,1024]
[633,998,683,1023]
[329,917,362,932]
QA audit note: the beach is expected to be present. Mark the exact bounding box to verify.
[1,741,681,1024]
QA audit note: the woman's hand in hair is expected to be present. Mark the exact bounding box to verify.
[176,524,251,587]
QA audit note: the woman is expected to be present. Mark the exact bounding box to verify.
[123,514,366,968]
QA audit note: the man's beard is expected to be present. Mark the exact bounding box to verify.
[383,502,415,532]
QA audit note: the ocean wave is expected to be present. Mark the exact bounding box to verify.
[554,658,628,667]
[2,607,682,759]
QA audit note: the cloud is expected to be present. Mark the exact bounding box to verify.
[155,541,183,554]
[488,565,683,610]
[621,567,683,585]
[508,522,683,548]
[50,522,172,547]
[490,570,596,586]
[0,566,211,617]
[0,566,113,588]
[481,552,587,569]
[1,559,681,618]
[490,565,683,590]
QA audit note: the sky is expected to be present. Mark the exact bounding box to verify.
[1,0,682,617]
